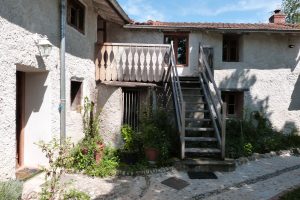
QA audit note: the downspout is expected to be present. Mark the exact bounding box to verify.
[60,0,66,143]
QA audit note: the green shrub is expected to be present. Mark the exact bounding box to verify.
[0,180,23,200]
[279,187,300,200]
[63,189,90,200]
[121,125,141,152]
[226,111,300,158]
[85,147,119,177]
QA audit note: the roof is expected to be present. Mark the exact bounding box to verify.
[107,0,131,23]
[124,21,300,33]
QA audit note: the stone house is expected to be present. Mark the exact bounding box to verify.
[1,0,300,180]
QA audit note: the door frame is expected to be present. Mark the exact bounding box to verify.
[16,71,25,168]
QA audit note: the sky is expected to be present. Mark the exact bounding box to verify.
[118,0,283,23]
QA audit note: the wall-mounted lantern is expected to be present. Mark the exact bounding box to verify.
[37,38,52,57]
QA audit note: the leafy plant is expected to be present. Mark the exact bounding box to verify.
[85,146,119,177]
[0,180,23,200]
[36,138,74,200]
[283,0,300,23]
[63,189,90,200]
[121,125,140,152]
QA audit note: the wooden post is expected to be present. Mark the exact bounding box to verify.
[181,101,186,159]
[221,103,227,160]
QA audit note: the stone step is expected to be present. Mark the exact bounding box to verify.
[183,137,217,142]
[175,158,236,172]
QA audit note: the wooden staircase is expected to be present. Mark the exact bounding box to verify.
[163,43,234,171]
[180,76,222,158]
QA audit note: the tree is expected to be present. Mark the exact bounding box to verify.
[282,0,300,23]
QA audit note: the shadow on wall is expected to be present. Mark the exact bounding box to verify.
[218,69,272,119]
[1,0,94,60]
[24,72,48,126]
[289,75,300,111]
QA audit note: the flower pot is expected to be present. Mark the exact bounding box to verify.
[94,142,105,164]
[145,147,159,162]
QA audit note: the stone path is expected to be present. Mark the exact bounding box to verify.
[22,155,300,200]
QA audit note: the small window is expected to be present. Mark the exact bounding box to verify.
[164,33,189,66]
[71,81,82,111]
[123,88,141,131]
[67,0,85,33]
[221,91,244,118]
[223,35,240,62]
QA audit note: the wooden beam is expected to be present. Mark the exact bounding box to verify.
[100,81,158,88]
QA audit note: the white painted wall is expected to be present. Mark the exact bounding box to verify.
[107,25,300,133]
[0,0,97,180]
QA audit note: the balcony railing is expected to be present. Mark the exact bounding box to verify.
[95,43,171,82]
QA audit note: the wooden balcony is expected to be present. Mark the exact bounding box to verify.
[95,43,171,83]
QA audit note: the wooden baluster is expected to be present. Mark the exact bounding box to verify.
[121,47,127,82]
[124,47,130,81]
[128,46,134,81]
[145,47,151,82]
[155,47,162,82]
[141,47,147,82]
[111,45,118,81]
[136,47,142,82]
[99,45,106,81]
[149,47,155,82]
[132,46,139,81]
[105,45,112,81]
[116,46,122,81]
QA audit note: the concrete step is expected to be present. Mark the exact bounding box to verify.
[183,137,217,142]
[175,158,236,172]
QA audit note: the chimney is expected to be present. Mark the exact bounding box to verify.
[269,9,286,24]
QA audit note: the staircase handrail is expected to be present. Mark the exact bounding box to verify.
[199,44,227,159]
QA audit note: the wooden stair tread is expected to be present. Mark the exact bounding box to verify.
[185,118,211,121]
[181,87,202,90]
[185,127,214,131]
[183,158,235,166]
[186,109,209,112]
[185,148,221,153]
[184,137,217,142]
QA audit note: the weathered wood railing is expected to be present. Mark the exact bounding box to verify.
[163,42,186,159]
[199,44,227,159]
[96,43,170,82]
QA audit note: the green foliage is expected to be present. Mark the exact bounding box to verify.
[139,108,174,161]
[0,180,23,200]
[283,0,300,23]
[226,111,300,158]
[280,187,300,200]
[36,138,74,200]
[121,125,141,152]
[85,147,119,177]
[83,97,102,141]
[63,189,90,200]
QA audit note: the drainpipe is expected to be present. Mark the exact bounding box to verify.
[60,0,66,143]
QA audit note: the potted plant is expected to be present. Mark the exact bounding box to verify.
[141,123,161,163]
[120,125,141,164]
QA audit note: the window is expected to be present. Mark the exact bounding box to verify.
[223,35,240,62]
[123,88,141,131]
[164,33,189,66]
[221,91,244,118]
[67,0,85,33]
[71,81,82,111]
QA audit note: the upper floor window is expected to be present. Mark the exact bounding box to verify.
[164,33,189,66]
[67,0,85,33]
[223,35,240,62]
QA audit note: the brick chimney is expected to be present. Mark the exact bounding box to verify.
[269,9,286,24]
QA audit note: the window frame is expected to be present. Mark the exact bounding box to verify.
[221,91,244,119]
[222,34,240,62]
[67,0,86,34]
[70,80,83,112]
[164,33,189,67]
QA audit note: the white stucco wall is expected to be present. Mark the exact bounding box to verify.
[0,0,97,180]
[107,25,300,133]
